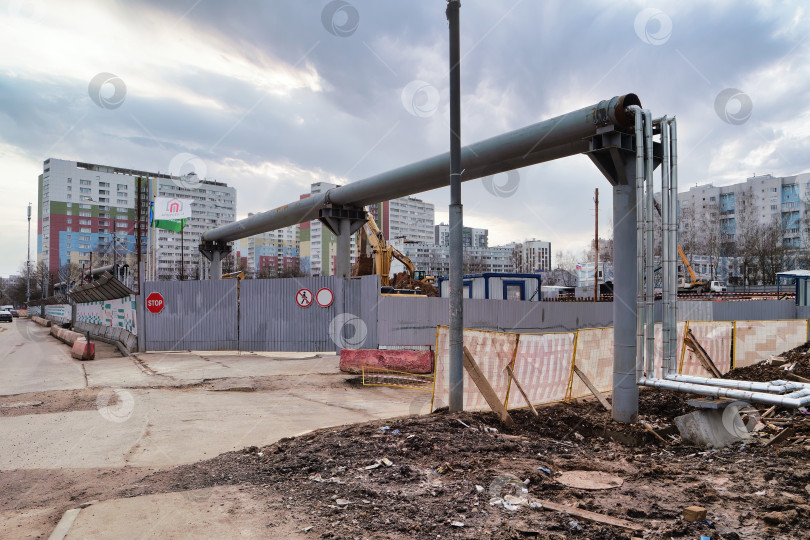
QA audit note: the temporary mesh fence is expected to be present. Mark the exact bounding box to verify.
[433,319,810,411]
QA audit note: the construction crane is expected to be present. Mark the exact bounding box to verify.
[353,214,435,292]
[652,199,709,294]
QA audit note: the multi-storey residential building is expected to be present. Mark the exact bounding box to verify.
[37,158,236,282]
[392,240,515,277]
[434,224,488,248]
[299,182,434,276]
[678,172,810,281]
[514,239,552,273]
[235,216,300,276]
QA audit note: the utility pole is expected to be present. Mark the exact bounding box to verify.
[594,188,599,301]
[180,220,185,281]
[447,0,463,412]
[26,203,31,307]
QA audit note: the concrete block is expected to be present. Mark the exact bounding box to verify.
[63,330,83,346]
[32,316,51,327]
[674,405,751,449]
[340,349,434,374]
[71,338,96,361]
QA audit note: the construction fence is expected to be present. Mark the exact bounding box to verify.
[431,318,809,412]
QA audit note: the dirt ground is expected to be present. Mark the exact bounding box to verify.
[5,345,810,539]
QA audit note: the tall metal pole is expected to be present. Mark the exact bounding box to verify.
[594,188,599,301]
[26,202,31,306]
[447,0,463,412]
[136,177,143,292]
[180,220,185,281]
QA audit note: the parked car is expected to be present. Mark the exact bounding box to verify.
[9,309,19,318]
[0,310,12,323]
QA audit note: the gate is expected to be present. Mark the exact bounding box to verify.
[143,280,238,351]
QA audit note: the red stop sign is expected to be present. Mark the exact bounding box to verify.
[146,292,165,314]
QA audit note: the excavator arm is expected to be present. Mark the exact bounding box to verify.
[357,213,415,287]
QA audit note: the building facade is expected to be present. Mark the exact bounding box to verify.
[434,224,488,248]
[514,239,552,273]
[37,158,236,282]
[678,172,810,281]
[235,216,300,276]
[299,182,434,276]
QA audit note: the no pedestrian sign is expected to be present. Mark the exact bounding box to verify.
[296,288,313,308]
[146,292,164,314]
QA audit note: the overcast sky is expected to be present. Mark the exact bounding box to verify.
[0,0,808,276]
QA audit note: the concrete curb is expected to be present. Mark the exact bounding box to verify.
[89,333,131,357]
[48,508,81,540]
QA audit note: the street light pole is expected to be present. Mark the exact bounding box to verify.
[26,202,31,307]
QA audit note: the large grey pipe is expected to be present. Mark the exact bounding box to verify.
[202,94,642,243]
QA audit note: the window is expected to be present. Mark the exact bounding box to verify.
[79,219,91,225]
[80,204,91,209]
[99,197,109,203]
[117,184,127,190]
[80,179,91,185]
[66,194,72,200]
[79,243,91,249]
[66,227,72,232]
[66,186,72,191]
[80,195,92,201]
[117,191,127,197]
[80,211,91,217]
[117,199,128,205]
[66,210,72,216]
[66,218,72,224]
[80,228,90,233]
[99,190,109,195]
[80,235,90,241]
[99,182,109,187]
[67,178,72,183]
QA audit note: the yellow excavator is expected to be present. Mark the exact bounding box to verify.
[353,214,436,294]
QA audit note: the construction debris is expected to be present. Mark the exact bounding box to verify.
[683,505,708,522]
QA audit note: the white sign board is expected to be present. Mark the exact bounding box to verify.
[154,197,193,220]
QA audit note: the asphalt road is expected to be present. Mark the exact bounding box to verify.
[0,318,85,396]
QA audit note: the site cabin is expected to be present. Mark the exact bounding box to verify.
[437,273,542,301]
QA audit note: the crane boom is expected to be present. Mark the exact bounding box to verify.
[652,198,705,291]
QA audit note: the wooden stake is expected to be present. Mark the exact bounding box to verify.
[534,499,644,533]
[462,346,514,426]
[766,427,794,447]
[573,366,612,411]
[505,365,538,416]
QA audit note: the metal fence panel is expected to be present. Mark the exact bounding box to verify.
[239,276,379,352]
[713,300,796,322]
[143,280,238,351]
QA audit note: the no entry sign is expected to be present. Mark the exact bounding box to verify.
[296,288,313,308]
[316,288,334,307]
[146,292,165,314]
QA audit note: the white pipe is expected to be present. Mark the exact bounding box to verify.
[668,118,679,377]
[630,106,645,381]
[643,110,655,377]
[660,116,671,375]
[665,374,805,393]
[639,377,810,407]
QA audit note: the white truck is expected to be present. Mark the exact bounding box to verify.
[709,281,727,293]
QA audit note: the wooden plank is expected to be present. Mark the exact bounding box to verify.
[462,346,514,426]
[505,365,538,416]
[761,405,777,418]
[765,427,795,447]
[786,372,810,384]
[684,329,722,378]
[534,499,644,533]
[573,366,612,411]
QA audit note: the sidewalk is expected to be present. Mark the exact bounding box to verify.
[1,335,421,539]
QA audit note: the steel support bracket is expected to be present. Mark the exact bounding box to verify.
[318,205,367,237]
[586,129,663,186]
[198,240,232,261]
